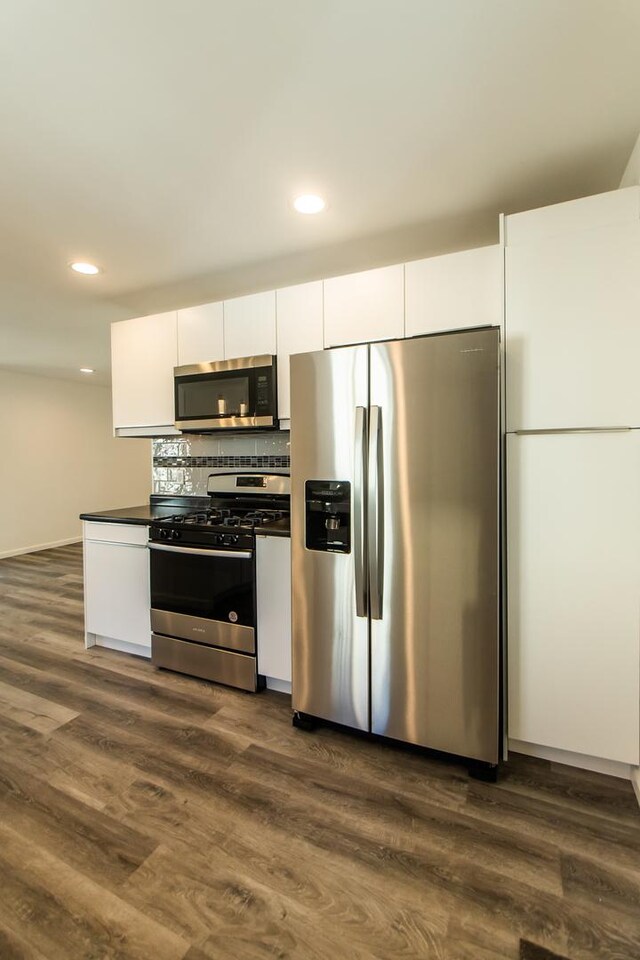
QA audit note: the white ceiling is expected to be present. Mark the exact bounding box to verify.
[1,0,639,385]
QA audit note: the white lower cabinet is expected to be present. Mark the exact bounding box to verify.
[507,431,640,765]
[256,535,291,689]
[83,522,151,656]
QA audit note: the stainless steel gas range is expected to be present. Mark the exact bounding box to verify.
[149,473,290,691]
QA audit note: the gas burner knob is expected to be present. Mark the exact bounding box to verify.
[161,529,170,540]
[171,529,181,540]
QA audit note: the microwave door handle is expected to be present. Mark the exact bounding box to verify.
[354,406,368,618]
[368,405,383,620]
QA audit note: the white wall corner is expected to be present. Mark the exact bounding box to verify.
[620,130,640,188]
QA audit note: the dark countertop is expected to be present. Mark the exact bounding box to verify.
[80,504,291,538]
[80,504,192,526]
[255,517,291,538]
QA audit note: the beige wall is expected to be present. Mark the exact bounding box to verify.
[0,370,151,557]
[620,130,640,187]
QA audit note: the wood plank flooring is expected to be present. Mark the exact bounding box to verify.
[0,543,638,960]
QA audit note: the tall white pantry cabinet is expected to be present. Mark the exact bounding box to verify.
[505,186,640,768]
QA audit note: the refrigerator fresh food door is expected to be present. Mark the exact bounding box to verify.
[290,345,370,730]
[369,329,500,763]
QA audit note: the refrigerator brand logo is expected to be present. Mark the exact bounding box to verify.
[460,348,484,354]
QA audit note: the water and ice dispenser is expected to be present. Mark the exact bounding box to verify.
[305,481,351,554]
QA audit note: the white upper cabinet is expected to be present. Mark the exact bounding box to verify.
[224,291,277,360]
[111,311,178,435]
[323,264,404,347]
[276,281,324,420]
[505,187,640,431]
[507,431,640,764]
[405,245,502,337]
[177,302,224,366]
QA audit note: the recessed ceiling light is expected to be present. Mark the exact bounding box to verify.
[293,194,326,215]
[70,261,101,275]
[80,368,95,374]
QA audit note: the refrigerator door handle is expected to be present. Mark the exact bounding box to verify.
[368,405,384,620]
[354,406,368,618]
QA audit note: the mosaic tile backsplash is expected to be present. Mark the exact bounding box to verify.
[152,432,290,496]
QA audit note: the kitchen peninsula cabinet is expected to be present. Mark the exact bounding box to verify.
[111,311,179,436]
[323,264,404,347]
[83,521,151,657]
[276,281,324,421]
[405,245,502,337]
[177,302,224,366]
[224,291,277,360]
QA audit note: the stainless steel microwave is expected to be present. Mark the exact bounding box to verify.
[174,355,278,432]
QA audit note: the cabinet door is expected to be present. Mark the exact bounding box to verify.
[111,312,178,430]
[505,194,640,431]
[405,245,502,337]
[507,431,640,764]
[223,291,276,360]
[256,535,291,682]
[276,281,324,420]
[323,264,404,347]
[84,539,150,650]
[177,302,224,366]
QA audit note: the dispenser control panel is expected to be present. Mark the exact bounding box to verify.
[304,480,351,554]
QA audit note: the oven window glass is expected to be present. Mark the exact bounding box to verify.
[176,375,251,420]
[150,549,255,627]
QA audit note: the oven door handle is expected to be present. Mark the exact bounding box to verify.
[149,543,253,559]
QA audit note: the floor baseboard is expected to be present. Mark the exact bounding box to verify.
[0,537,82,560]
[508,738,631,781]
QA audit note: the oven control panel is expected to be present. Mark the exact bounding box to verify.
[150,524,251,551]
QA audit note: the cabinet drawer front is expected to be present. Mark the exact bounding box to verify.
[83,522,148,546]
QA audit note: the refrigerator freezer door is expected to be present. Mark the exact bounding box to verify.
[369,329,500,763]
[290,345,370,730]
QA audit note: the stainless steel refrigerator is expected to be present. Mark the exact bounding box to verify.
[290,327,500,769]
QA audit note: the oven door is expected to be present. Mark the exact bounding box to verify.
[149,543,256,653]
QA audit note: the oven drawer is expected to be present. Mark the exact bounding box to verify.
[151,633,258,692]
[151,609,255,653]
